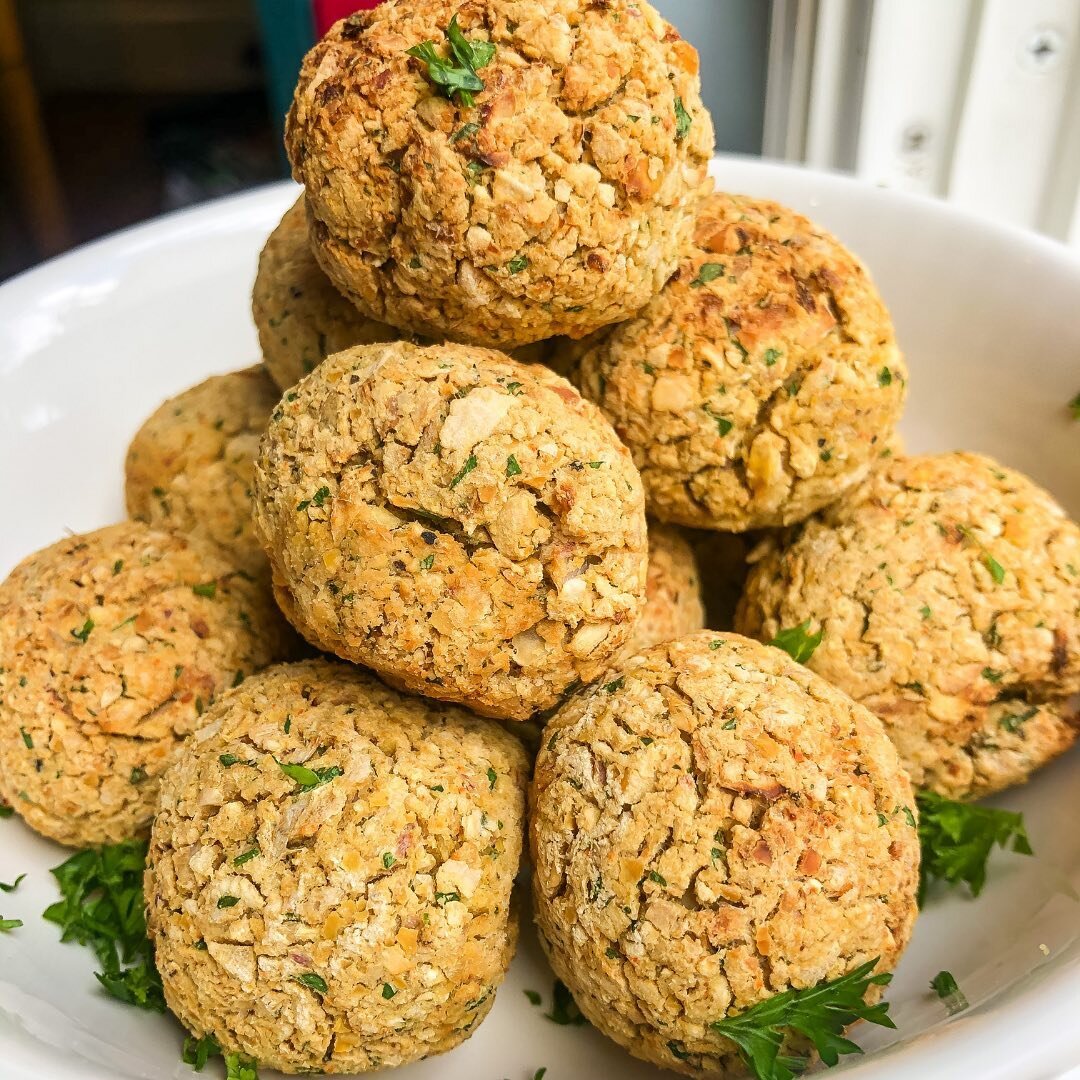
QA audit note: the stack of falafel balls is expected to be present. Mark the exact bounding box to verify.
[1,1,1078,1076]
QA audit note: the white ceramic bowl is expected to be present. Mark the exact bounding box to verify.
[0,158,1077,1080]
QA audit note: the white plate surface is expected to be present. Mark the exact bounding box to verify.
[0,158,1078,1080]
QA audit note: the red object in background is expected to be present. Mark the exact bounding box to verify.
[314,0,383,37]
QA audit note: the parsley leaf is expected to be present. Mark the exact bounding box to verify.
[182,1035,259,1080]
[769,621,823,664]
[710,958,895,1080]
[507,255,529,274]
[70,617,94,644]
[294,972,328,994]
[690,262,725,288]
[0,801,13,819]
[916,790,1032,903]
[674,96,692,140]
[929,970,968,1015]
[506,454,522,477]
[407,15,495,108]
[545,979,589,1026]
[449,454,478,489]
[0,873,26,892]
[1069,391,1080,420]
[192,581,217,599]
[43,840,165,1011]
[0,918,22,932]
[275,758,343,793]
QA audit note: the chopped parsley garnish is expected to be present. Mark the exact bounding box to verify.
[233,848,260,867]
[407,14,495,108]
[769,621,823,664]
[434,891,461,904]
[920,605,932,620]
[217,895,240,909]
[192,581,217,599]
[419,553,435,570]
[929,970,968,1015]
[1069,391,1080,419]
[112,559,124,575]
[487,766,498,790]
[916,790,1031,903]
[0,918,22,932]
[506,381,523,395]
[878,367,893,387]
[508,255,529,274]
[381,982,397,999]
[605,676,625,693]
[587,460,603,468]
[294,972,328,994]
[1000,706,1037,734]
[722,718,737,731]
[20,727,32,749]
[450,121,481,143]
[674,96,692,140]
[544,979,589,1026]
[0,874,25,893]
[690,262,725,288]
[984,554,1006,584]
[275,758,343,792]
[43,840,165,1010]
[382,852,395,869]
[0,802,13,819]
[506,454,522,477]
[219,753,254,768]
[981,667,1004,683]
[70,618,94,644]
[449,454,478,489]
[129,766,148,785]
[524,989,542,1006]
[181,1033,221,1071]
[710,958,894,1080]
[647,870,667,886]
[763,348,782,366]
[296,485,331,512]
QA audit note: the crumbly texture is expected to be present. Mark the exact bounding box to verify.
[736,452,1080,800]
[576,192,907,530]
[146,659,528,1074]
[285,0,715,348]
[125,367,281,579]
[254,199,400,393]
[0,522,291,846]
[531,631,919,1077]
[626,524,704,655]
[687,528,752,633]
[253,340,648,721]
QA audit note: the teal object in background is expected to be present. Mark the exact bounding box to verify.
[255,0,316,150]
[652,0,770,155]
[254,0,771,156]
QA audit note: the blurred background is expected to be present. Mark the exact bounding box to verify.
[3,0,1079,281]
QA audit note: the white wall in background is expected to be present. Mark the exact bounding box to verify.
[765,0,1080,247]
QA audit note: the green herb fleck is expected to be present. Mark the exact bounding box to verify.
[984,554,1005,584]
[0,918,23,932]
[234,848,260,867]
[878,367,893,387]
[435,891,461,904]
[920,605,932,620]
[1068,391,1080,419]
[419,553,435,571]
[20,727,32,750]
[508,255,529,274]
[605,676,625,693]
[524,988,542,1005]
[276,758,343,792]
[487,766,498,790]
[407,14,495,108]
[71,618,94,644]
[545,979,589,1026]
[981,667,1004,683]
[450,122,481,143]
[129,766,148,785]
[0,874,26,893]
[217,895,239,909]
[690,262,725,288]
[930,970,968,1015]
[181,1033,221,1071]
[647,870,667,887]
[506,454,522,477]
[112,560,123,575]
[449,454,478,489]
[382,852,395,869]
[763,348,782,366]
[192,581,217,599]
[294,972,328,995]
[381,982,397,1000]
[674,96,692,140]
[769,621,823,664]
[1000,706,1037,734]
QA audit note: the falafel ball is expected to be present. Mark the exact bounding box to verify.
[146,659,528,1074]
[253,340,648,721]
[285,0,715,349]
[125,367,280,579]
[735,452,1080,800]
[253,199,399,393]
[531,631,919,1077]
[576,192,907,530]
[626,524,705,654]
[0,522,292,846]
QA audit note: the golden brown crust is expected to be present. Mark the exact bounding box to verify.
[0,522,292,846]
[735,452,1080,799]
[285,0,715,348]
[576,192,907,530]
[253,199,399,393]
[147,659,528,1074]
[530,631,920,1077]
[626,524,705,655]
[125,366,280,579]
[253,341,648,720]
